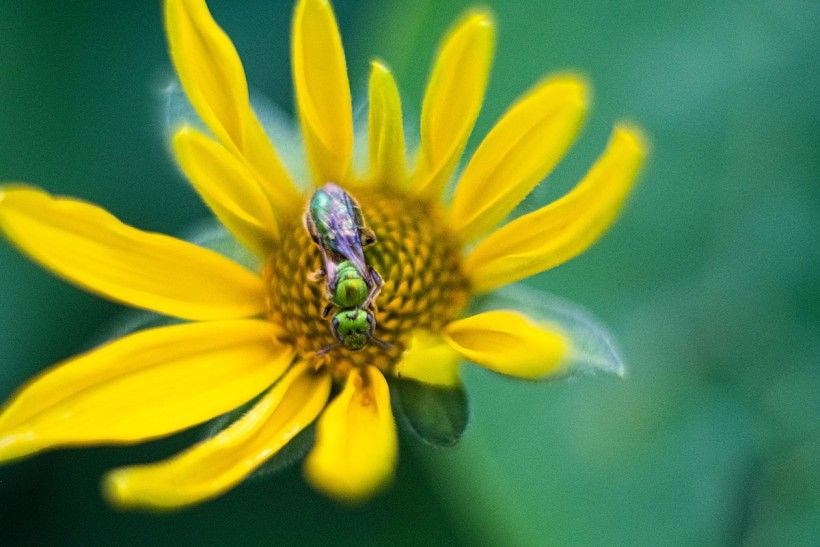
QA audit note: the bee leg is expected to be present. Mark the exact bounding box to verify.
[307,268,325,283]
[316,342,339,356]
[371,268,384,288]
[304,213,321,245]
[360,227,377,247]
[363,268,384,310]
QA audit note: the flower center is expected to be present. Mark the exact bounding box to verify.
[264,189,469,379]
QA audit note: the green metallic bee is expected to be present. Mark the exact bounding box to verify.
[305,183,388,354]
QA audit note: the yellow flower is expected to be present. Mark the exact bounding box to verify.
[0,0,646,508]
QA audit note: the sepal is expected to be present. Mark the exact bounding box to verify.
[390,378,469,448]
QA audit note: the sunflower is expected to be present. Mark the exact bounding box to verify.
[0,0,646,508]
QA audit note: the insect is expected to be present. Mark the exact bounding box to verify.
[304,183,384,310]
[304,183,388,353]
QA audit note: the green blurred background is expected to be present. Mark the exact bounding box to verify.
[1,1,817,545]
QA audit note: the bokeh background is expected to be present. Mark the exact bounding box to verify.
[1,1,817,545]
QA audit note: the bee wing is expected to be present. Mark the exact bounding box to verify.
[331,232,369,281]
[323,253,339,290]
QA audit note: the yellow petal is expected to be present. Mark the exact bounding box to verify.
[413,10,495,198]
[465,125,648,293]
[173,127,278,257]
[0,320,291,462]
[393,331,461,388]
[0,186,266,320]
[367,60,406,189]
[443,310,569,379]
[449,74,590,242]
[292,0,353,185]
[165,0,299,215]
[104,363,330,510]
[304,366,397,502]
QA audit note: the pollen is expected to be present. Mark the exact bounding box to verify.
[264,190,469,379]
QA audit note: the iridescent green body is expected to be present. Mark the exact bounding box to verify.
[331,260,369,309]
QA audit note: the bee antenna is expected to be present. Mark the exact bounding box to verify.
[316,343,340,356]
[369,335,392,350]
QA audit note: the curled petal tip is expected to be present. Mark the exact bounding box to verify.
[101,469,166,512]
[463,8,495,28]
[461,10,496,44]
[102,471,130,507]
[450,8,496,47]
[613,123,651,156]
[551,71,593,105]
[370,58,389,74]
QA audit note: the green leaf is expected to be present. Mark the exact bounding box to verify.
[391,378,469,448]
